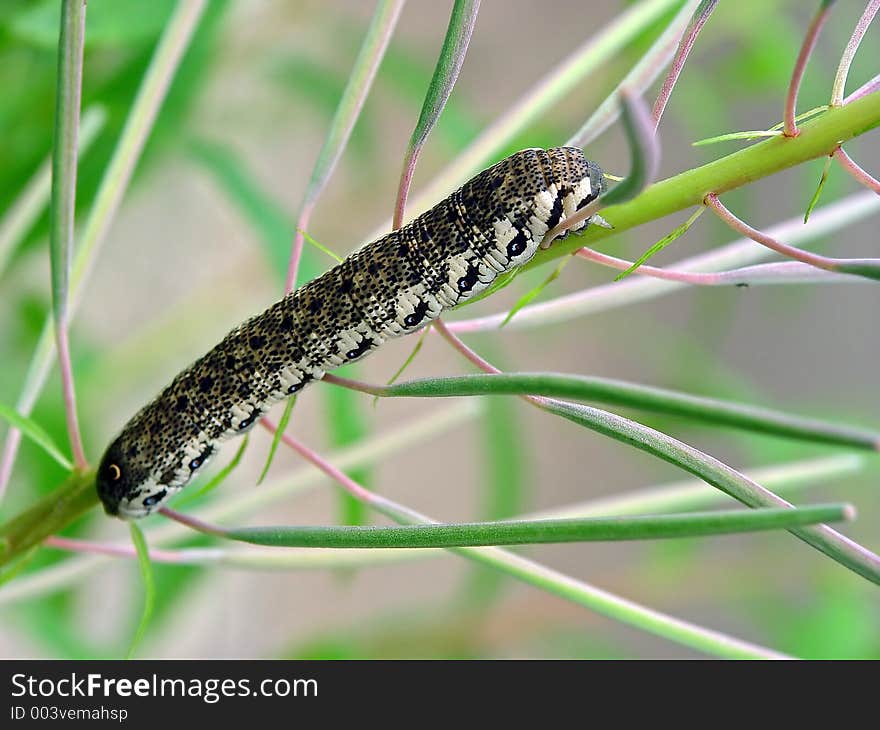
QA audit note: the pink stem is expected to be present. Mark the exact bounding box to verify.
[577,247,861,285]
[784,5,831,137]
[576,245,707,282]
[44,535,196,563]
[432,318,499,374]
[55,323,87,470]
[844,72,880,104]
[575,246,732,285]
[322,372,385,395]
[259,418,424,523]
[540,198,604,251]
[652,0,718,130]
[834,147,880,194]
[432,318,554,412]
[706,193,838,271]
[831,0,880,106]
[284,200,316,295]
[0,431,22,500]
[393,149,418,231]
[158,506,227,537]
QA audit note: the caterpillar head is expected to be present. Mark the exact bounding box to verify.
[97,428,211,519]
[96,435,167,519]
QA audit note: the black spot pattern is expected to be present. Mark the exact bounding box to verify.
[96,147,605,518]
[506,232,528,258]
[457,262,480,293]
[404,300,430,328]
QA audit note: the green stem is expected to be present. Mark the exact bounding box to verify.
[355,372,879,450]
[222,504,851,548]
[0,470,98,565]
[529,90,880,270]
[49,0,88,470]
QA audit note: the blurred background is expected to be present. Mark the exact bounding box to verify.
[0,0,877,658]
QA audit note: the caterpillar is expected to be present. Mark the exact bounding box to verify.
[97,147,605,519]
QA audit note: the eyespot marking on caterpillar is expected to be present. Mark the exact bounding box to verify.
[96,147,605,519]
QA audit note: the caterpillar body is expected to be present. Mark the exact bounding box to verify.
[97,147,605,518]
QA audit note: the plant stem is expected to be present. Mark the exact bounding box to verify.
[652,0,718,130]
[706,193,880,280]
[830,0,879,105]
[576,245,865,286]
[49,0,88,470]
[530,90,880,271]
[784,2,831,136]
[448,191,880,332]
[260,428,790,657]
[834,146,880,193]
[394,0,480,229]
[0,470,97,566]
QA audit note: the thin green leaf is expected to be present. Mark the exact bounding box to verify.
[257,399,296,485]
[49,0,86,327]
[501,257,571,327]
[378,37,481,151]
[297,228,343,263]
[614,206,705,280]
[832,259,880,281]
[49,0,89,469]
[768,105,829,132]
[693,107,830,147]
[538,398,880,584]
[1,452,856,584]
[693,130,784,146]
[369,372,880,451]
[395,0,480,226]
[406,0,479,154]
[0,401,72,470]
[126,521,155,659]
[221,504,851,548]
[179,435,250,505]
[804,154,833,223]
